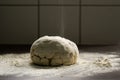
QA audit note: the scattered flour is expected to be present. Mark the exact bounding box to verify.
[0,52,120,78]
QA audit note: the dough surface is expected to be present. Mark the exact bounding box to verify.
[30,36,79,66]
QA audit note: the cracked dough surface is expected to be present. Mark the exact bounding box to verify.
[30,36,79,66]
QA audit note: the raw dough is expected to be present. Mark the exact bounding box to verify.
[30,36,79,66]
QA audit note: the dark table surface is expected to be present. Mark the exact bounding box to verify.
[1,45,120,80]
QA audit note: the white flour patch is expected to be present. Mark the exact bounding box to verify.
[0,52,120,78]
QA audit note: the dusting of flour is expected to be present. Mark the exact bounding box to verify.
[0,52,120,78]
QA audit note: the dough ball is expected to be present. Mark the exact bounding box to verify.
[30,36,79,66]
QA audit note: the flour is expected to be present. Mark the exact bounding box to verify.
[0,52,120,78]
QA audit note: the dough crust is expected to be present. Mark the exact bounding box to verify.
[30,36,79,66]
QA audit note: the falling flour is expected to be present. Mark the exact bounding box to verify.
[0,52,120,78]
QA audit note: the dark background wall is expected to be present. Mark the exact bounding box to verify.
[0,0,120,45]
